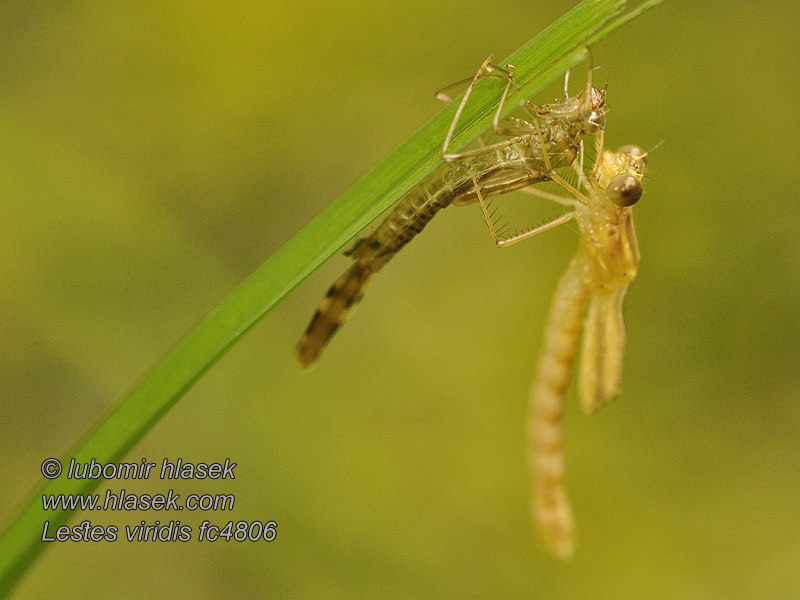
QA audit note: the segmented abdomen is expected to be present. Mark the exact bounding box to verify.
[368,169,462,255]
[295,162,467,367]
[529,254,590,558]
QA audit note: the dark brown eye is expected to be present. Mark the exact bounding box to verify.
[608,174,642,207]
[617,144,647,165]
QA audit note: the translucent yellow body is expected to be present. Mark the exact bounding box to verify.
[530,146,646,557]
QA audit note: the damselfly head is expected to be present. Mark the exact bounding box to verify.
[598,145,647,207]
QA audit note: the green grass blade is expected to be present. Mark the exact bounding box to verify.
[0,0,661,595]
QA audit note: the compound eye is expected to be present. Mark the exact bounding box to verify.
[608,174,642,207]
[617,144,647,165]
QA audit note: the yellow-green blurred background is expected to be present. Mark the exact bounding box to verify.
[2,1,799,598]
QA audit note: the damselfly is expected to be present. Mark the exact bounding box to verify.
[524,134,648,558]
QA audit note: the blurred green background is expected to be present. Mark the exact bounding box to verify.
[2,1,799,598]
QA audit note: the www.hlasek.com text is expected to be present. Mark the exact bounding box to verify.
[42,488,235,512]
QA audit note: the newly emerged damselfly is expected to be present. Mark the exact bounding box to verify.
[525,134,648,558]
[295,52,650,558]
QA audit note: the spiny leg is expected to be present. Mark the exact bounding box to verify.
[471,111,588,247]
[493,183,582,247]
[496,212,576,248]
[468,170,577,248]
[470,172,503,244]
